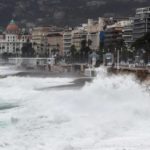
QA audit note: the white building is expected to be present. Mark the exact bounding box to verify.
[133,7,150,40]
[122,19,134,47]
[63,29,72,54]
[87,17,105,50]
[0,20,31,56]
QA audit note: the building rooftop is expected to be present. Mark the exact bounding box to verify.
[136,7,150,14]
[6,19,19,33]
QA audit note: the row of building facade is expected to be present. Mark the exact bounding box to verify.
[0,6,150,57]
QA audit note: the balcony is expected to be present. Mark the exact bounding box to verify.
[133,25,146,30]
[125,40,133,43]
[64,39,71,42]
[133,33,144,39]
[124,27,133,31]
[63,37,71,40]
[123,34,132,37]
[134,20,146,25]
[64,42,71,46]
[123,30,133,34]
[133,29,146,34]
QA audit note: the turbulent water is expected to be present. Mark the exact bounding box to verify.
[0,66,150,150]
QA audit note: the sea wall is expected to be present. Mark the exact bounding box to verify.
[107,67,150,82]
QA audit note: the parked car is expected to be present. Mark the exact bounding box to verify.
[135,59,145,67]
[146,62,150,68]
[129,63,135,68]
[120,61,127,66]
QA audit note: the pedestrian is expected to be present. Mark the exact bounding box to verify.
[48,59,51,71]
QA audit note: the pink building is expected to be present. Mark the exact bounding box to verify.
[47,32,63,56]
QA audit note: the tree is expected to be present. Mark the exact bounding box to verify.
[116,39,127,62]
[16,48,20,57]
[21,39,35,57]
[81,40,87,49]
[132,33,150,49]
[80,39,92,61]
[132,32,150,63]
[99,41,104,51]
[51,48,59,55]
[70,45,77,57]
[70,45,77,62]
[33,42,37,46]
[87,39,92,47]
[2,52,9,60]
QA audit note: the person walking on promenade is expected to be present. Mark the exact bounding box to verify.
[48,59,51,71]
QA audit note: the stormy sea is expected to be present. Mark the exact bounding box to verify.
[0,65,150,150]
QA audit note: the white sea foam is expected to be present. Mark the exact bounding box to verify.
[0,66,21,76]
[0,66,150,150]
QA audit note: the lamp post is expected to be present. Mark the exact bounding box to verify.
[146,17,148,33]
[117,49,120,69]
[102,49,105,65]
[120,47,123,63]
[115,48,120,69]
[145,40,149,64]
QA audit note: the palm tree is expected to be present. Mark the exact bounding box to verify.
[132,33,150,63]
[16,48,20,57]
[70,45,76,57]
[70,45,77,62]
[2,46,5,53]
[87,39,92,47]
[33,42,37,46]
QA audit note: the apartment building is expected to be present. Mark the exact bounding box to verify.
[133,7,150,40]
[122,19,134,47]
[104,20,131,50]
[63,29,72,55]
[87,17,105,50]
[0,20,31,56]
[47,32,63,56]
[32,27,50,56]
[72,26,88,51]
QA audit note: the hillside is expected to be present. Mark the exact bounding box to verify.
[0,0,149,27]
